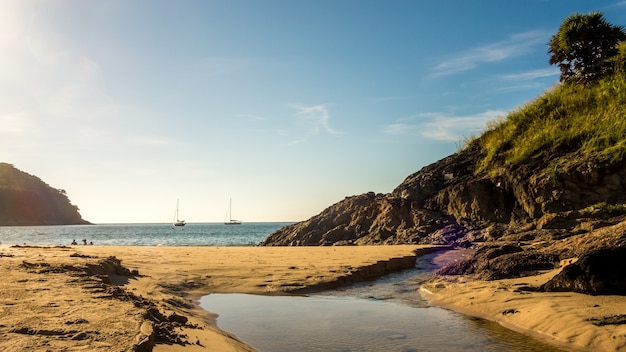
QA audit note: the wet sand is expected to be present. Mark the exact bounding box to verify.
[0,244,426,351]
[420,259,626,352]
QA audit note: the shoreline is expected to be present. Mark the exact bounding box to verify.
[0,244,429,351]
[420,263,626,352]
[4,244,622,351]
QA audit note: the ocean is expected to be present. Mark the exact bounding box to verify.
[0,222,292,246]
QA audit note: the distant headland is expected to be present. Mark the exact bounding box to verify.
[0,163,90,226]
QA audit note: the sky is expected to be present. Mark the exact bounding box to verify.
[1,0,625,224]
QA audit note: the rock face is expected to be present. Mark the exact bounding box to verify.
[259,137,626,296]
[259,192,477,247]
[261,142,626,248]
[0,163,90,225]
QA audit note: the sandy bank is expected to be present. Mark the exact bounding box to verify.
[420,261,626,352]
[0,244,429,351]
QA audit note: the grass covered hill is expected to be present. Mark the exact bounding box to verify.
[0,163,90,226]
[477,72,626,174]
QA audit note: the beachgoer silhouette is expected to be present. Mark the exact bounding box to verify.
[71,239,78,245]
[82,239,87,245]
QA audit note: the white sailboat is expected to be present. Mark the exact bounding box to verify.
[224,198,242,225]
[173,199,186,226]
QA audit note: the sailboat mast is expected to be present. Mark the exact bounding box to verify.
[224,197,242,225]
[173,199,186,226]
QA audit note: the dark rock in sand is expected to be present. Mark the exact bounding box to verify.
[438,244,560,280]
[542,247,626,295]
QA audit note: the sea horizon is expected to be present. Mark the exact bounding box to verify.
[0,222,293,247]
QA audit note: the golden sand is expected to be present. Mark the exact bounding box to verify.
[0,244,424,351]
[3,243,624,351]
[420,260,626,352]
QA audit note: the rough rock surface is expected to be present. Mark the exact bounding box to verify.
[541,247,626,295]
[436,244,560,280]
[260,140,626,295]
[259,192,483,247]
[262,143,626,249]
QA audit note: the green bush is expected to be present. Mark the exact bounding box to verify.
[582,202,626,215]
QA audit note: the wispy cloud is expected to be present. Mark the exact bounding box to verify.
[278,104,341,146]
[293,104,339,135]
[501,67,559,81]
[384,110,507,142]
[432,30,550,77]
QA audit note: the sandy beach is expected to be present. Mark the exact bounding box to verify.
[420,259,626,352]
[0,244,427,351]
[4,243,626,351]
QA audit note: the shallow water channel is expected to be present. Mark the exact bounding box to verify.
[200,250,568,352]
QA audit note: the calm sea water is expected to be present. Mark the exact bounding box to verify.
[0,222,292,246]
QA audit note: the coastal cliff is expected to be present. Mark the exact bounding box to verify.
[260,72,626,295]
[0,163,90,226]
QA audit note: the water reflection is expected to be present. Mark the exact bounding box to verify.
[200,293,565,352]
[200,251,567,352]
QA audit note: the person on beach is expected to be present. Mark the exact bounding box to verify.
[82,239,87,245]
[71,239,78,245]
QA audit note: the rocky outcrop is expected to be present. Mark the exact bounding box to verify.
[259,192,481,246]
[259,137,626,296]
[262,142,626,248]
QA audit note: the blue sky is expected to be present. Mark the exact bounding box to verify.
[1,0,625,223]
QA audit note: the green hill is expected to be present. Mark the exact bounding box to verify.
[477,72,626,174]
[0,163,90,226]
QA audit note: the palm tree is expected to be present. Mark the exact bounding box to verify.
[548,12,625,84]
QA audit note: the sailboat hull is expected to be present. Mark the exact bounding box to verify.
[224,198,241,225]
[173,199,186,226]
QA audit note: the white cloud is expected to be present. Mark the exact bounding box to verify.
[293,104,339,135]
[432,30,550,77]
[501,68,560,81]
[384,110,507,142]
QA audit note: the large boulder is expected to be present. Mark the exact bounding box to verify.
[542,247,626,295]
[437,244,560,280]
